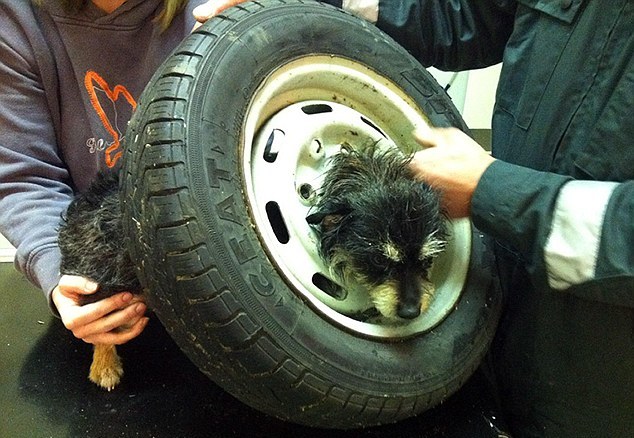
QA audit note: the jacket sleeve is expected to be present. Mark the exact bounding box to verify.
[0,4,73,304]
[472,161,634,308]
[327,0,517,70]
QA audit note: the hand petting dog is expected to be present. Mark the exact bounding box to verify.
[411,127,495,218]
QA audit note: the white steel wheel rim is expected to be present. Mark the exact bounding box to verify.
[241,55,471,339]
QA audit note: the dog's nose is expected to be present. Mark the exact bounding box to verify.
[397,303,421,319]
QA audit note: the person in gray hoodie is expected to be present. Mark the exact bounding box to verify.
[0,0,215,350]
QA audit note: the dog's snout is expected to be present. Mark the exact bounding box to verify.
[397,271,423,319]
[397,302,421,319]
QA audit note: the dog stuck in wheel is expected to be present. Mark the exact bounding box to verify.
[57,142,448,389]
[306,144,448,321]
[58,171,141,391]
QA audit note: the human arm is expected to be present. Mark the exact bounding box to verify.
[193,0,516,70]
[0,2,73,302]
[412,127,634,307]
[473,160,634,307]
[0,3,148,342]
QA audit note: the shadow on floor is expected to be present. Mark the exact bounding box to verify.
[1,263,506,437]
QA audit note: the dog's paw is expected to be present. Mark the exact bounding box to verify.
[89,362,123,391]
[89,344,123,391]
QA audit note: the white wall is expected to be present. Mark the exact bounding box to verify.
[0,233,15,262]
[461,64,501,129]
[430,64,501,129]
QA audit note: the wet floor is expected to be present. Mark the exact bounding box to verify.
[0,262,507,437]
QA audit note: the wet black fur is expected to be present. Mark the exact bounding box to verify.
[58,172,141,305]
[307,144,447,319]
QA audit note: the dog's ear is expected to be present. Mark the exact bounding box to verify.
[306,211,328,225]
[306,204,350,231]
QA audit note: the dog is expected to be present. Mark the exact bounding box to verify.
[306,144,448,320]
[58,171,141,391]
[58,143,448,389]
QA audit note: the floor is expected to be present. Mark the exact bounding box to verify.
[0,262,508,438]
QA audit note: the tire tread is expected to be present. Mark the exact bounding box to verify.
[120,0,500,428]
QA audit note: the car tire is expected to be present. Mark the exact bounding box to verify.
[120,0,502,429]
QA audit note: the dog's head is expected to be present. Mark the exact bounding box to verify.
[307,144,447,320]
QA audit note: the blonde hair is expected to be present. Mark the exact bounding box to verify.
[32,0,189,30]
[154,0,188,30]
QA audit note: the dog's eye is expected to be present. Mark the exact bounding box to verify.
[369,254,385,268]
[361,254,393,283]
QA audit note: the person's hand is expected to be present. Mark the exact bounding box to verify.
[411,126,495,218]
[192,0,248,29]
[51,275,149,345]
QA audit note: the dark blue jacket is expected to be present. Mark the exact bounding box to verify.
[344,0,634,435]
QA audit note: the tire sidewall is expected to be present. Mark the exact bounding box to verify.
[124,1,501,426]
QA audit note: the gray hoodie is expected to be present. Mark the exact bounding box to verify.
[0,0,205,303]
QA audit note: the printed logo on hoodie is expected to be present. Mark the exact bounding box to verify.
[84,70,138,168]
